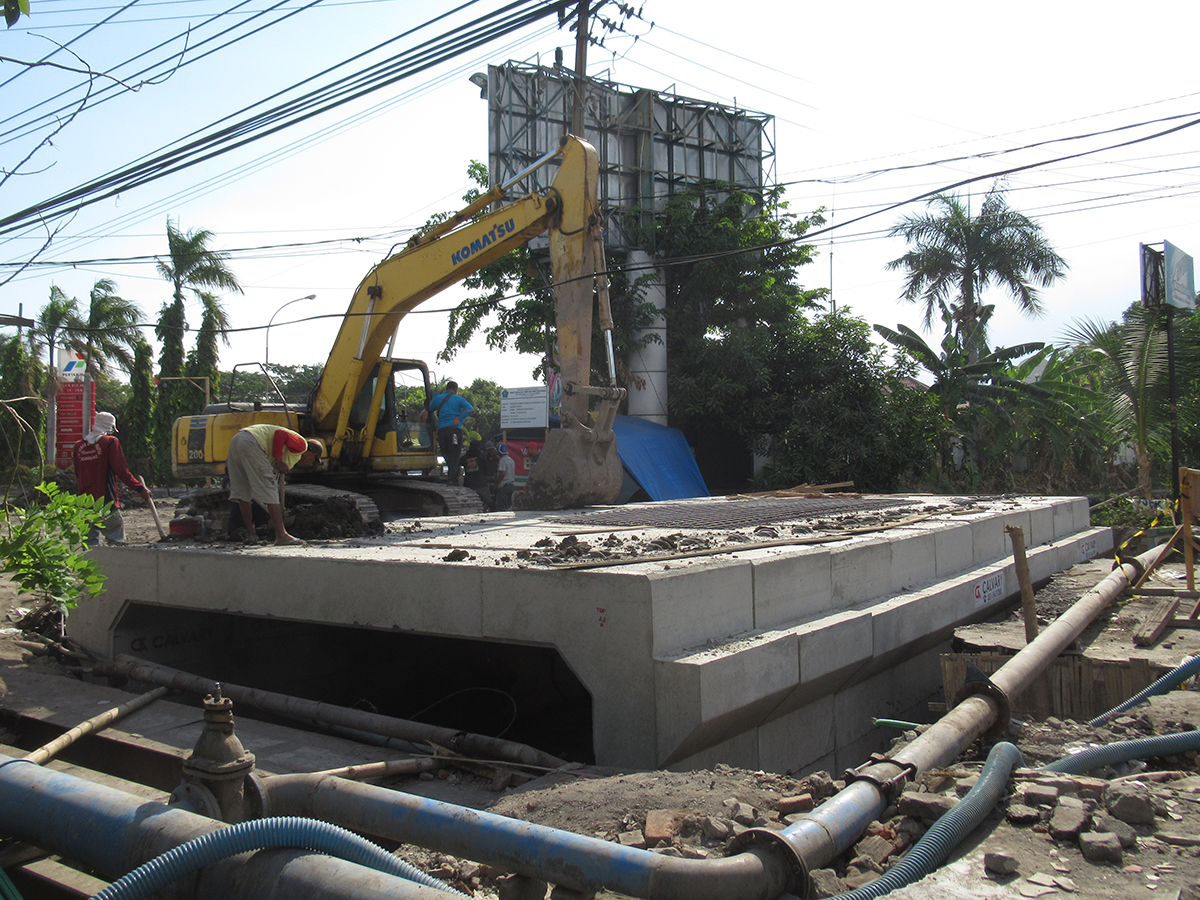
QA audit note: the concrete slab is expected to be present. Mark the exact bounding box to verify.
[68,494,1110,771]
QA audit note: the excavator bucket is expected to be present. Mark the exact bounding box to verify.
[515,388,625,510]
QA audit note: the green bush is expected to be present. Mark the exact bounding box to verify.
[0,482,108,610]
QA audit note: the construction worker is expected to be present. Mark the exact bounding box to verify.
[492,443,516,511]
[427,381,473,485]
[73,411,151,546]
[226,424,323,546]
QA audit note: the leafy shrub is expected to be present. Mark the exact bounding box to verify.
[0,482,108,610]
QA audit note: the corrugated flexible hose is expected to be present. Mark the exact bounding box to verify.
[1041,730,1200,774]
[835,741,1025,900]
[90,815,469,900]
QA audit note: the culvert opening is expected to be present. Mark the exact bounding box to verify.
[113,603,595,763]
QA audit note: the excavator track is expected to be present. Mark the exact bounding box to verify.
[177,477,483,540]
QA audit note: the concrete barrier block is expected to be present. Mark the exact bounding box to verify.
[1053,497,1089,538]
[73,546,158,654]
[871,582,963,656]
[968,515,1002,566]
[934,524,974,579]
[750,549,833,630]
[831,540,891,607]
[796,609,873,683]
[667,726,759,772]
[890,530,936,592]
[648,561,754,657]
[1027,503,1055,546]
[757,695,836,774]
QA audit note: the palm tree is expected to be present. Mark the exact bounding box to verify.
[78,278,143,449]
[1066,305,1174,499]
[154,220,240,477]
[887,182,1067,357]
[34,285,84,465]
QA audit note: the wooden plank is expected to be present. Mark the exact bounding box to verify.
[1169,619,1200,629]
[1132,588,1200,599]
[1133,597,1181,647]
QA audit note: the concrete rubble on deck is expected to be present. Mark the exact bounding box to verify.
[68,494,1111,772]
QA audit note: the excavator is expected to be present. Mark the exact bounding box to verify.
[171,134,626,526]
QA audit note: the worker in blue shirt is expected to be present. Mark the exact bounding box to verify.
[428,381,474,485]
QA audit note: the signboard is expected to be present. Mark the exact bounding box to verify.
[1141,241,1197,311]
[500,386,548,429]
[487,62,773,252]
[973,571,1006,609]
[54,380,94,469]
[58,349,87,382]
[1164,242,1197,311]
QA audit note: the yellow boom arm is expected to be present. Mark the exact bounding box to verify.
[312,134,603,461]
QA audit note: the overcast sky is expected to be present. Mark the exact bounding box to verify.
[4,0,1200,396]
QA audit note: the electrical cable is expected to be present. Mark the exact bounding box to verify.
[0,0,566,236]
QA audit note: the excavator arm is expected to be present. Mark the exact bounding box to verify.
[312,133,624,508]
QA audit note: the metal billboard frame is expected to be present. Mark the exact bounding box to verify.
[486,61,775,252]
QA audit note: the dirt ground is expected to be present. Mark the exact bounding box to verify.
[5,509,1200,899]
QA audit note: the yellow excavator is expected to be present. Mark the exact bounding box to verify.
[171,134,625,523]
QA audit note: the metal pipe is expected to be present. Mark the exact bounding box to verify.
[93,655,565,771]
[24,686,170,765]
[260,773,801,900]
[780,543,1166,873]
[0,754,463,900]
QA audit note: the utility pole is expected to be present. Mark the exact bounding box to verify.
[571,0,589,136]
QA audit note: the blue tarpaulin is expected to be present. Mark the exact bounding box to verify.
[612,415,709,501]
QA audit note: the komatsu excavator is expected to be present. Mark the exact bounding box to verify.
[171,134,625,522]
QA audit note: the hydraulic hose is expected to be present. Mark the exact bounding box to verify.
[92,816,468,900]
[1088,655,1200,726]
[1041,730,1200,774]
[838,742,1024,900]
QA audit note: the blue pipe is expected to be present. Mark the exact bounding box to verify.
[261,774,794,900]
[0,754,471,900]
[92,816,466,900]
[1041,730,1200,774]
[1088,655,1200,726]
[836,742,1024,900]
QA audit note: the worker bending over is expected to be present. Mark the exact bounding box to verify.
[227,424,323,546]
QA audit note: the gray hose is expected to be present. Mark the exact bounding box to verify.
[1041,730,1200,774]
[1088,655,1200,726]
[835,741,1024,900]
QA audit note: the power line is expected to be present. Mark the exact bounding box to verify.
[0,0,569,237]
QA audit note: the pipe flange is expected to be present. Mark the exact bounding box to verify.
[842,754,919,802]
[243,771,269,820]
[953,678,1012,742]
[726,828,809,899]
[169,780,221,819]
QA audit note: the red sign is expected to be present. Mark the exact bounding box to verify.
[55,381,95,469]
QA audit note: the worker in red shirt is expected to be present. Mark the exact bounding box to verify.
[72,411,151,546]
[227,424,323,546]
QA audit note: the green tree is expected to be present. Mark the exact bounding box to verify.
[154,220,241,478]
[185,290,231,405]
[461,378,502,443]
[79,278,143,457]
[758,311,943,491]
[0,333,43,468]
[33,285,83,465]
[1065,304,1190,499]
[887,182,1067,356]
[123,337,156,463]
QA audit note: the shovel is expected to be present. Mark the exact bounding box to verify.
[138,477,168,540]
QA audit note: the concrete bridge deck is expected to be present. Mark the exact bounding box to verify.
[68,493,1110,773]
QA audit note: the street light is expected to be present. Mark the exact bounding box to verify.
[265,294,316,366]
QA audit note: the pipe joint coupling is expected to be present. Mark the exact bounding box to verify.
[842,755,919,803]
[726,828,808,899]
[953,678,1012,741]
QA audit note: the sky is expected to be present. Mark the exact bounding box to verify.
[3,0,1200,399]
